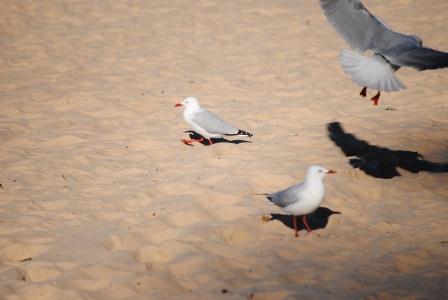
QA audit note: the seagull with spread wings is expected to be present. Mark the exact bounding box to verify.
[319,0,448,105]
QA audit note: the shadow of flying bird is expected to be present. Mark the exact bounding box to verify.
[327,122,448,179]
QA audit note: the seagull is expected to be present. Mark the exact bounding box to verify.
[267,165,336,237]
[174,97,253,145]
[319,0,448,105]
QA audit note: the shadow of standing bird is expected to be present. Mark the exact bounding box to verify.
[267,207,340,233]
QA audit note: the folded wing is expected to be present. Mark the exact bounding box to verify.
[192,109,239,135]
[268,185,301,208]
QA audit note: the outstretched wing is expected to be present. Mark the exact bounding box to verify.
[319,0,393,52]
[385,46,448,71]
[192,109,238,135]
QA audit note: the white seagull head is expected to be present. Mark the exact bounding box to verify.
[175,96,200,110]
[307,165,336,180]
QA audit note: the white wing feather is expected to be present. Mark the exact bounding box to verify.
[339,49,406,92]
[319,0,391,52]
[192,109,238,135]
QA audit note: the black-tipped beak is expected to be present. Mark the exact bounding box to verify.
[327,170,336,174]
[174,103,182,107]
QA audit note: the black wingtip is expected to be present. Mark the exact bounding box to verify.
[267,196,272,201]
[237,129,253,138]
[224,129,253,138]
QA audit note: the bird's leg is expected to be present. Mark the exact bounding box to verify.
[360,87,367,98]
[292,215,299,237]
[302,215,313,234]
[181,137,204,145]
[207,138,213,145]
[371,91,381,106]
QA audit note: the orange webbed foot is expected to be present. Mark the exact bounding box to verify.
[371,91,381,106]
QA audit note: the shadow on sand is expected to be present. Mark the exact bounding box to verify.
[183,131,252,146]
[327,122,448,179]
[268,207,340,233]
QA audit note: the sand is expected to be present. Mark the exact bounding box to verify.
[1,0,447,299]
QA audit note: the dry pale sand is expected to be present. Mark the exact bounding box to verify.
[1,0,447,299]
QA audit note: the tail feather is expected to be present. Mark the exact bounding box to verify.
[339,49,406,92]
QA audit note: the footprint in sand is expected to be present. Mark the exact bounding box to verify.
[166,255,211,290]
[10,284,81,300]
[136,223,194,244]
[212,206,259,221]
[34,200,68,210]
[0,243,35,263]
[195,191,239,209]
[152,182,199,197]
[135,241,198,265]
[102,233,143,251]
[393,250,432,273]
[165,208,212,227]
[20,262,63,282]
[250,174,296,191]
[221,227,253,246]
[67,278,111,291]
[103,235,126,251]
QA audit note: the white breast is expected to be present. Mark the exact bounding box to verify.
[183,108,210,138]
[283,183,325,216]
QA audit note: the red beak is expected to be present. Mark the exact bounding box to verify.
[327,170,336,174]
[174,102,182,107]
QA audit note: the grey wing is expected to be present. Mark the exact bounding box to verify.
[319,0,392,52]
[268,184,302,208]
[384,46,448,71]
[192,109,238,135]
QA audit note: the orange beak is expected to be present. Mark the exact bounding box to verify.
[327,170,337,174]
[174,102,182,107]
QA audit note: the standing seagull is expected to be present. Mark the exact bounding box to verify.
[319,0,448,105]
[175,97,253,145]
[267,165,336,237]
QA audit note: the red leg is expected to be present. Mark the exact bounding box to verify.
[292,215,299,237]
[360,87,367,98]
[302,216,312,234]
[181,137,204,145]
[371,91,381,106]
[208,138,213,145]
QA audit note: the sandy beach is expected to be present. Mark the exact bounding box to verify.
[1,0,447,299]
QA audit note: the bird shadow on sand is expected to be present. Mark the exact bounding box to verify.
[327,122,448,179]
[268,207,340,232]
[184,131,252,146]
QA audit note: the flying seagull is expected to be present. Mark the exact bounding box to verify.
[175,97,252,145]
[267,165,336,237]
[319,0,448,105]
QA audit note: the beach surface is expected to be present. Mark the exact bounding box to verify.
[1,0,447,299]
